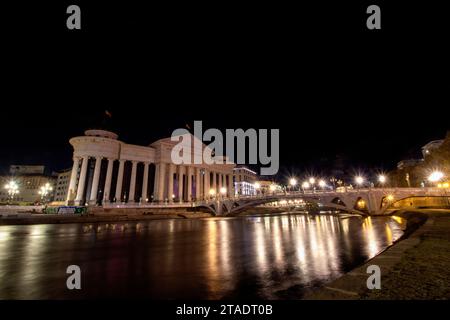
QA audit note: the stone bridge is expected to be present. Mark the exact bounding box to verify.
[197,188,449,216]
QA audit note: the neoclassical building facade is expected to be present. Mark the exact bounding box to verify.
[66,130,235,206]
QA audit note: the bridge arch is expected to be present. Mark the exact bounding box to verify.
[331,197,346,207]
[212,195,368,216]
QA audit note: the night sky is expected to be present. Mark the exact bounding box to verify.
[1,1,448,179]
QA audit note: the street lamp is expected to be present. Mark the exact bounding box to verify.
[318,179,326,189]
[254,182,261,196]
[309,177,316,192]
[355,176,364,188]
[220,187,227,198]
[428,171,444,184]
[302,181,310,193]
[289,178,297,191]
[269,184,277,194]
[378,174,387,186]
[38,182,53,204]
[4,181,19,204]
[209,188,216,200]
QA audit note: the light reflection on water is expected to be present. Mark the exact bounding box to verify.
[0,213,405,299]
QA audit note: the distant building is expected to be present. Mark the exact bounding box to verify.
[397,159,424,170]
[9,165,45,175]
[0,165,56,204]
[53,168,74,203]
[255,179,279,194]
[422,140,444,157]
[234,166,258,196]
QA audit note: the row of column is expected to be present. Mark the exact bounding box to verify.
[67,156,152,205]
[67,156,235,205]
[155,163,234,203]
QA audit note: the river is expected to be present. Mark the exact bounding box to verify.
[0,213,405,299]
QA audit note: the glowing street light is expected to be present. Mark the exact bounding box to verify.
[209,188,216,199]
[220,187,227,197]
[309,177,316,185]
[289,178,297,187]
[269,184,277,193]
[378,175,387,185]
[254,182,261,196]
[289,178,297,192]
[302,181,310,192]
[38,182,53,203]
[386,194,395,202]
[428,171,444,183]
[4,181,19,203]
[318,180,326,189]
[355,176,364,187]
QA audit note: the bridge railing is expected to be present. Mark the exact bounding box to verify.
[102,187,448,209]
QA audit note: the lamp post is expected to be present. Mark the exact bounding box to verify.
[428,171,444,185]
[309,177,316,192]
[4,181,19,204]
[254,182,261,196]
[302,181,310,194]
[220,187,227,199]
[355,176,364,189]
[378,175,387,188]
[289,178,297,192]
[318,179,326,190]
[269,184,277,194]
[38,182,53,204]
[209,189,216,201]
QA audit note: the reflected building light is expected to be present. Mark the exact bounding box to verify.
[0,231,10,241]
[362,217,380,257]
[206,220,219,282]
[219,220,231,276]
[385,223,393,243]
[254,221,268,275]
[391,215,405,225]
[272,218,283,266]
[329,216,337,234]
[30,225,45,236]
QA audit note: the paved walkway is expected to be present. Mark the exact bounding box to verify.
[304,209,450,299]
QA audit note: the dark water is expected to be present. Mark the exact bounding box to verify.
[0,213,405,299]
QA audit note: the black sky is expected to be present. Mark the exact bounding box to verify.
[1,1,449,178]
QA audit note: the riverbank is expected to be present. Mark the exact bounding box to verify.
[303,209,450,299]
[0,211,213,225]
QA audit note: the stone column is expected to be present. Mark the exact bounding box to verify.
[178,165,184,202]
[187,166,192,202]
[228,174,234,198]
[115,159,126,202]
[128,161,138,203]
[204,169,210,200]
[153,163,160,202]
[195,167,201,200]
[218,173,223,195]
[167,163,175,203]
[75,156,89,205]
[212,171,217,195]
[142,162,150,202]
[89,156,103,205]
[157,162,166,202]
[66,156,81,203]
[103,158,114,203]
